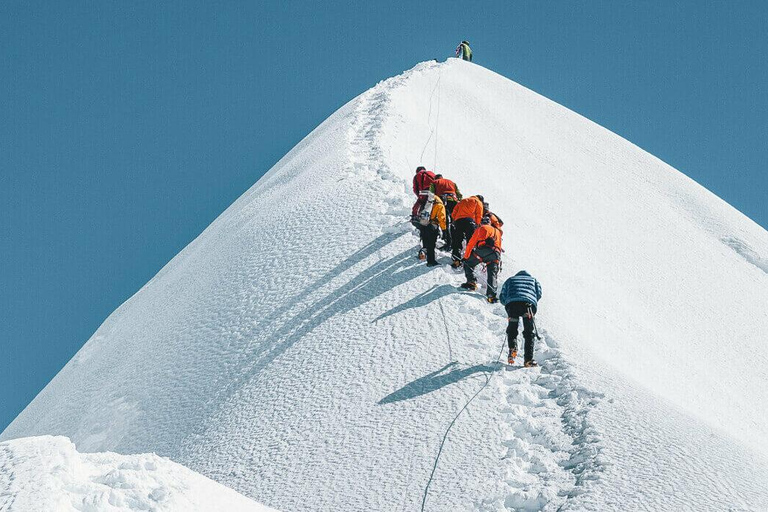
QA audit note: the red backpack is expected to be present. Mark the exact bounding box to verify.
[413,169,436,195]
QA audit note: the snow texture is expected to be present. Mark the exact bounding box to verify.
[0,436,276,511]
[3,59,768,511]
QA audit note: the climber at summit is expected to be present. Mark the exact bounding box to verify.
[460,215,503,302]
[499,270,543,367]
[450,194,484,267]
[411,166,436,221]
[456,41,472,62]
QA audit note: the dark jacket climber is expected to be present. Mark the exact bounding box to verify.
[500,271,543,367]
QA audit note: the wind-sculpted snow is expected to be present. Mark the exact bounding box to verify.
[721,235,768,274]
[3,60,768,511]
[0,436,276,511]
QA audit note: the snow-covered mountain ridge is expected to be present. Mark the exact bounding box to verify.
[3,59,768,510]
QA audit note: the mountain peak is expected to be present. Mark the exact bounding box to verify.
[4,59,768,510]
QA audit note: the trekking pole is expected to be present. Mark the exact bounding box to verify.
[527,305,542,340]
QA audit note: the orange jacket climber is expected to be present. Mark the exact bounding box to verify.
[464,224,502,260]
[488,212,503,232]
[482,201,504,232]
[452,196,484,225]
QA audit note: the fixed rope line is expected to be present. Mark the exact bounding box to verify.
[419,66,443,165]
[426,71,440,124]
[420,337,507,512]
[433,66,442,171]
[438,300,453,362]
[419,131,434,163]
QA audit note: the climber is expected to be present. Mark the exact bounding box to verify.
[450,194,484,267]
[483,202,504,233]
[411,166,436,221]
[460,216,503,302]
[419,194,447,266]
[456,41,473,62]
[430,174,462,216]
[430,174,462,248]
[499,270,543,367]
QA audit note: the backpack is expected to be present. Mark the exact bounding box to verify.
[418,191,436,226]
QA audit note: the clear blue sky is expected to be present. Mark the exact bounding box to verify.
[1,1,766,433]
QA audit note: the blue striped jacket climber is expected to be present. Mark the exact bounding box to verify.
[499,271,542,306]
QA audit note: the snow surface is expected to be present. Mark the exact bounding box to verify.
[0,436,276,511]
[3,59,768,510]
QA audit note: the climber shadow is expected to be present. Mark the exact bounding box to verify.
[245,229,408,337]
[310,245,428,323]
[378,362,500,405]
[311,229,409,292]
[228,245,432,398]
[373,284,462,322]
[197,231,422,430]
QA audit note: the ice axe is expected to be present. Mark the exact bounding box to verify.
[527,304,542,341]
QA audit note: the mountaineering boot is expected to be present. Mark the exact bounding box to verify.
[426,261,440,267]
[508,350,517,365]
[460,281,478,291]
[418,249,426,261]
[486,294,498,304]
[451,259,462,269]
[524,360,538,368]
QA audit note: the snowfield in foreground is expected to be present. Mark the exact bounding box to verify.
[3,59,768,511]
[0,436,276,511]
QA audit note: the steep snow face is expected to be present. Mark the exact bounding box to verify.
[0,436,276,511]
[3,60,768,511]
[382,61,768,453]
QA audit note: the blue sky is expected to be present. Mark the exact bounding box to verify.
[1,1,766,433]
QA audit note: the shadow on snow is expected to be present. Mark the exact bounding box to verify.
[373,283,463,322]
[378,362,502,405]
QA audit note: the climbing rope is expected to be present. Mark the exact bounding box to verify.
[418,65,443,167]
[438,300,454,362]
[420,337,507,512]
[433,67,442,172]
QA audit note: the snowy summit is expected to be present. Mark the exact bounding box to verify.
[3,59,768,511]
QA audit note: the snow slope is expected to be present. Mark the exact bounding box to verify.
[0,436,276,511]
[3,59,768,510]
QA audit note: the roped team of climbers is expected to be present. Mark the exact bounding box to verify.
[406,42,543,366]
[410,165,542,367]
